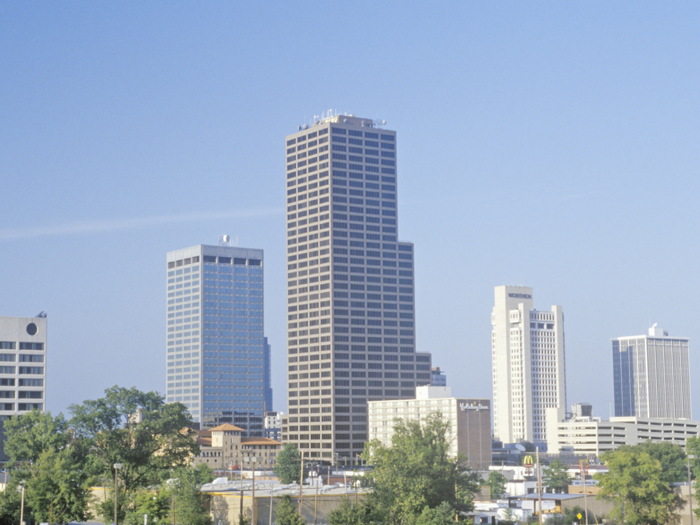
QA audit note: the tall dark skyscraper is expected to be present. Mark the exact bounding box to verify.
[281,114,432,461]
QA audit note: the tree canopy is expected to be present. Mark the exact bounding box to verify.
[485,471,507,499]
[361,412,481,524]
[0,386,202,525]
[0,411,90,525]
[274,443,302,484]
[543,459,571,493]
[595,442,685,525]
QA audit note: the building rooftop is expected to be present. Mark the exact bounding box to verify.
[210,424,245,432]
[201,478,368,496]
[241,437,282,446]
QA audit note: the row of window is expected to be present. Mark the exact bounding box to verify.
[287,127,329,146]
[330,145,395,157]
[167,257,200,269]
[0,354,44,362]
[331,138,394,149]
[330,128,394,141]
[0,367,44,375]
[0,379,42,386]
[0,391,43,398]
[0,403,43,411]
[0,343,44,350]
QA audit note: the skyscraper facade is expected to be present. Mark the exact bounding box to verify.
[491,286,566,445]
[281,114,432,460]
[612,325,691,419]
[166,244,265,435]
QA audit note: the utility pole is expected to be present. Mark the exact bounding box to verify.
[688,452,695,525]
[580,459,589,525]
[251,457,257,525]
[298,453,305,518]
[170,467,175,525]
[536,448,543,525]
[314,463,319,525]
[268,480,274,525]
[240,461,244,525]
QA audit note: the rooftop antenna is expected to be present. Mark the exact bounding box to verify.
[219,234,232,246]
[235,236,239,247]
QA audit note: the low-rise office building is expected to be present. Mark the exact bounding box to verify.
[547,410,700,456]
[368,386,491,469]
[193,423,282,470]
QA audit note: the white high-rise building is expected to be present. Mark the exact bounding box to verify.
[281,114,432,461]
[612,325,691,419]
[491,286,566,445]
[0,316,47,417]
[166,244,265,435]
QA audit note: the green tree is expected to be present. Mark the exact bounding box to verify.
[3,409,70,466]
[329,497,370,525]
[274,443,302,484]
[485,471,507,499]
[69,386,199,523]
[170,466,212,525]
[0,411,91,525]
[0,479,23,525]
[23,447,92,525]
[276,494,305,525]
[123,488,171,525]
[543,459,571,493]
[415,502,457,525]
[595,443,684,525]
[362,412,481,524]
[637,440,686,483]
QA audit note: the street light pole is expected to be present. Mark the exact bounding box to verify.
[114,463,122,525]
[19,483,25,525]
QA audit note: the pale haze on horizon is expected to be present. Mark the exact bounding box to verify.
[1,2,699,424]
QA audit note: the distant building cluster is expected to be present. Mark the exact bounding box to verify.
[5,111,697,477]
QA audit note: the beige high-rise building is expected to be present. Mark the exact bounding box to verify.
[491,286,566,445]
[281,114,432,461]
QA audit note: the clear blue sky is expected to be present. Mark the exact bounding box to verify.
[2,2,699,420]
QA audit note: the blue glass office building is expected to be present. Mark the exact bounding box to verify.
[166,244,266,436]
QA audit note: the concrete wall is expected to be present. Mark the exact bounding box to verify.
[210,492,366,525]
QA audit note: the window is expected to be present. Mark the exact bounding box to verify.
[0,355,15,362]
[18,391,43,399]
[0,343,15,350]
[19,367,44,375]
[18,379,42,386]
[19,343,43,350]
[19,355,43,363]
[18,403,43,411]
